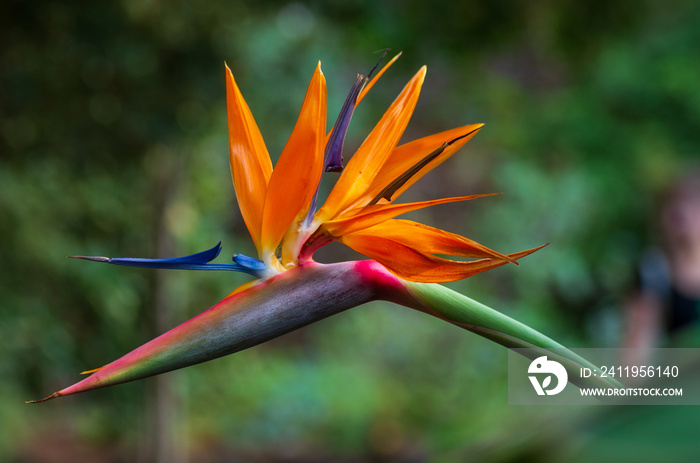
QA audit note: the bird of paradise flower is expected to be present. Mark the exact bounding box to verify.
[29,53,618,403]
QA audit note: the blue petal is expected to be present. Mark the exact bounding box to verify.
[323,74,365,173]
[323,48,391,171]
[69,242,267,277]
[305,52,390,227]
[233,253,268,272]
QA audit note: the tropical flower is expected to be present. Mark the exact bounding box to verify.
[28,54,615,403]
[226,52,542,282]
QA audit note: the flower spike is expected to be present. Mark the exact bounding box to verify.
[30,54,616,407]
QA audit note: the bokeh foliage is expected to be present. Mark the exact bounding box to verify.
[2,0,699,461]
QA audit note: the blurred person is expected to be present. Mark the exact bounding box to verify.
[624,170,700,353]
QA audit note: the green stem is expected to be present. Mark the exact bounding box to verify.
[401,281,624,390]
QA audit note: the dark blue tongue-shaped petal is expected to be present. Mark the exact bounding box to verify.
[69,242,267,277]
[323,50,390,173]
[323,74,365,173]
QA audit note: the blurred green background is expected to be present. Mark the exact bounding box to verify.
[2,0,700,461]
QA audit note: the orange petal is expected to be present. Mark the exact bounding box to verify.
[345,219,514,262]
[226,64,273,254]
[339,233,545,283]
[322,194,500,237]
[260,62,327,255]
[356,52,402,105]
[319,66,426,221]
[360,124,483,206]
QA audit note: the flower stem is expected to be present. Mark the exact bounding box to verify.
[400,281,624,390]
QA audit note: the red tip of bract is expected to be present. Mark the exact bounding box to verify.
[25,392,62,404]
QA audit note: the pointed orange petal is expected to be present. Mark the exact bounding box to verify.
[260,62,327,256]
[226,64,273,254]
[339,233,544,283]
[319,66,426,221]
[322,194,500,237]
[356,52,402,105]
[360,124,483,206]
[346,219,514,262]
